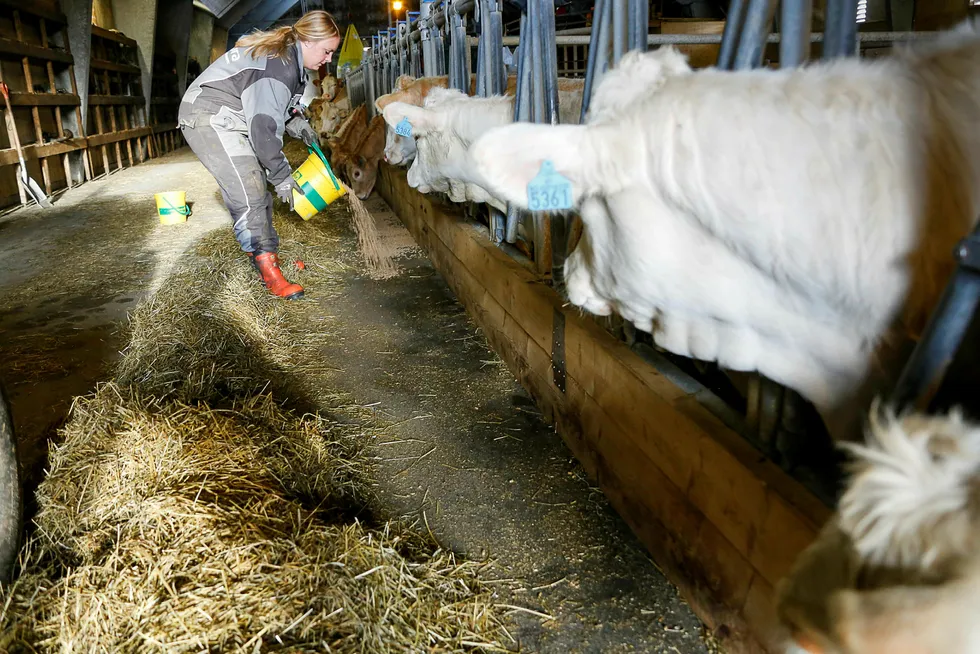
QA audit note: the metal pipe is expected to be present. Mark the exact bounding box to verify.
[779,0,812,68]
[732,0,776,70]
[612,0,626,65]
[392,28,931,62]
[628,0,648,53]
[579,0,609,122]
[515,12,532,123]
[890,226,980,413]
[823,0,842,58]
[505,11,531,244]
[529,0,545,123]
[488,0,504,94]
[718,0,748,69]
[476,6,487,97]
[836,0,860,58]
[539,0,559,124]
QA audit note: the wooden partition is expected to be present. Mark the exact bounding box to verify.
[150,47,182,156]
[86,25,152,178]
[378,164,832,654]
[0,0,89,208]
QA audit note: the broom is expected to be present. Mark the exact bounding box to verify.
[0,82,53,208]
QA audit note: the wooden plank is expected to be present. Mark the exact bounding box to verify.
[0,38,73,64]
[0,0,66,25]
[88,94,143,106]
[90,59,141,75]
[7,92,80,107]
[0,139,87,166]
[90,25,138,48]
[86,126,152,147]
[152,124,178,134]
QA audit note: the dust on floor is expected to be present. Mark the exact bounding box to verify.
[0,146,716,653]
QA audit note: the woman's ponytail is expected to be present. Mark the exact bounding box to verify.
[235,11,339,60]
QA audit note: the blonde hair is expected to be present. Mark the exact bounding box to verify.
[235,10,340,60]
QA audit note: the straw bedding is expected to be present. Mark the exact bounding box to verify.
[0,187,508,652]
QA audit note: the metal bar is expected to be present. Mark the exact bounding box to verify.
[505,10,531,245]
[488,0,504,94]
[540,0,559,124]
[579,0,609,122]
[476,4,487,97]
[889,226,980,413]
[628,0,648,53]
[718,0,748,69]
[823,0,841,57]
[732,0,776,70]
[780,0,812,67]
[612,0,626,65]
[836,0,860,58]
[529,0,545,123]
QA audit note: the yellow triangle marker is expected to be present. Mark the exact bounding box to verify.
[337,24,364,72]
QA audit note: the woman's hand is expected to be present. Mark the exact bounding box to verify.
[285,114,317,147]
[275,178,305,210]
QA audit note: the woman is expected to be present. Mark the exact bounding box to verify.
[178,11,341,300]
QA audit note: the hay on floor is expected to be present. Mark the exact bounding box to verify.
[0,218,509,652]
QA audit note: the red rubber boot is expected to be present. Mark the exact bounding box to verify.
[253,251,304,300]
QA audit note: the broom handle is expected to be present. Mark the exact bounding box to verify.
[0,83,25,159]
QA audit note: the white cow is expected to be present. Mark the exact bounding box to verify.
[381,81,586,212]
[776,403,980,654]
[466,24,980,442]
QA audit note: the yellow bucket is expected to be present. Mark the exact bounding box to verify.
[291,142,346,221]
[154,191,191,225]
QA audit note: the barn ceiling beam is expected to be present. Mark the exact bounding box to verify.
[228,0,301,42]
[218,0,267,28]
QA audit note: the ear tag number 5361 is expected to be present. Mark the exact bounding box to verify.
[527,160,572,212]
[395,117,413,137]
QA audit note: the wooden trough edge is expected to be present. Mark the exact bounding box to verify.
[377,164,833,654]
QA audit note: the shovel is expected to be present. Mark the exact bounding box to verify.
[0,82,52,208]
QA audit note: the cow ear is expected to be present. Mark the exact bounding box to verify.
[467,122,602,210]
[382,102,442,136]
[395,74,415,91]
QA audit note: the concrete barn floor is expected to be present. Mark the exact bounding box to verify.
[0,148,715,653]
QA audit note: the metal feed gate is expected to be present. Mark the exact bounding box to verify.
[341,0,977,500]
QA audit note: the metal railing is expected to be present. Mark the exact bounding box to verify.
[336,0,961,500]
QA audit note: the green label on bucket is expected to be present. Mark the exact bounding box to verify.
[300,181,327,212]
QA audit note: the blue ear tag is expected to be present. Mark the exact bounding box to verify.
[527,160,573,211]
[395,117,413,137]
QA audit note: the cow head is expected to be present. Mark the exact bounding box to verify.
[467,121,636,211]
[586,45,693,121]
[347,154,379,199]
[381,100,449,138]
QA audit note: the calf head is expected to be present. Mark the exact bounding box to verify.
[384,125,417,166]
[776,405,980,654]
[586,45,693,121]
[321,75,338,102]
[345,115,387,199]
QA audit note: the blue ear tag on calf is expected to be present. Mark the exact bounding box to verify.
[395,117,413,137]
[527,160,573,211]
